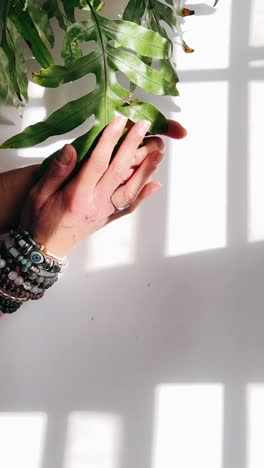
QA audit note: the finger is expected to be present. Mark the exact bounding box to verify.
[126,119,187,139]
[108,181,161,223]
[30,145,77,207]
[68,115,128,195]
[133,136,165,166]
[162,120,187,139]
[111,150,163,210]
[97,119,151,196]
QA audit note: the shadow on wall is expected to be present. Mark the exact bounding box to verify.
[1,1,264,468]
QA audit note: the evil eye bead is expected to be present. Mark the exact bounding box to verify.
[30,250,45,265]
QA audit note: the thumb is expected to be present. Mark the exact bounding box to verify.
[35,145,77,205]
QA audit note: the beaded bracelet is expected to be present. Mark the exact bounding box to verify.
[0,227,68,314]
[0,296,23,314]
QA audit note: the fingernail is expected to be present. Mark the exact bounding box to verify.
[57,145,73,165]
[153,151,164,164]
[137,120,152,136]
[113,114,128,129]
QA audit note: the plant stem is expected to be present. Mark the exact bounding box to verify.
[86,0,108,124]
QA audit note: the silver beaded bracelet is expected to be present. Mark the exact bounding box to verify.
[0,229,68,313]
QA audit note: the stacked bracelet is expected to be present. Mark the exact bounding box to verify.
[0,227,68,314]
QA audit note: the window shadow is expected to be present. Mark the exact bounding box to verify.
[0,1,264,468]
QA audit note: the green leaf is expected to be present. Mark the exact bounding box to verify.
[27,0,55,47]
[0,44,21,108]
[33,50,103,88]
[159,58,179,83]
[123,0,146,25]
[0,47,9,105]
[79,0,105,12]
[59,0,105,23]
[98,15,172,59]
[5,18,28,103]
[8,0,54,68]
[1,7,173,155]
[43,0,68,31]
[107,45,178,96]
[62,16,171,65]
[34,43,177,96]
[60,0,76,23]
[122,0,179,94]
[1,89,99,148]
[0,15,29,107]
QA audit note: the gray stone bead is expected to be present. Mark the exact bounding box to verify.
[15,276,24,286]
[30,265,40,274]
[35,276,44,284]
[28,272,37,280]
[8,271,18,281]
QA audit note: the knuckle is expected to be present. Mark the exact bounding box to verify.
[155,137,165,151]
[49,159,67,178]
[29,196,42,215]
[28,187,38,201]
[91,156,108,175]
[125,190,137,204]
[144,136,164,150]
[83,209,97,224]
[65,194,82,213]
[112,164,127,184]
[150,161,158,172]
[28,188,43,212]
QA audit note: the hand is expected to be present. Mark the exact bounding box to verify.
[18,117,186,257]
[0,118,186,237]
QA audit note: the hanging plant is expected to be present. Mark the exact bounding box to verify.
[0,0,219,169]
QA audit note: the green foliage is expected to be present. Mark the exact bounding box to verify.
[0,0,219,165]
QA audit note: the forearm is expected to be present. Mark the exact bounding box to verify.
[0,165,41,317]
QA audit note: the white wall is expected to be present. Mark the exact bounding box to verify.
[1,1,264,468]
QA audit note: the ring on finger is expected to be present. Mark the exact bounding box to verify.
[110,195,130,214]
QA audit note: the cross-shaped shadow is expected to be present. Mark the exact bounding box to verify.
[0,0,264,467]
